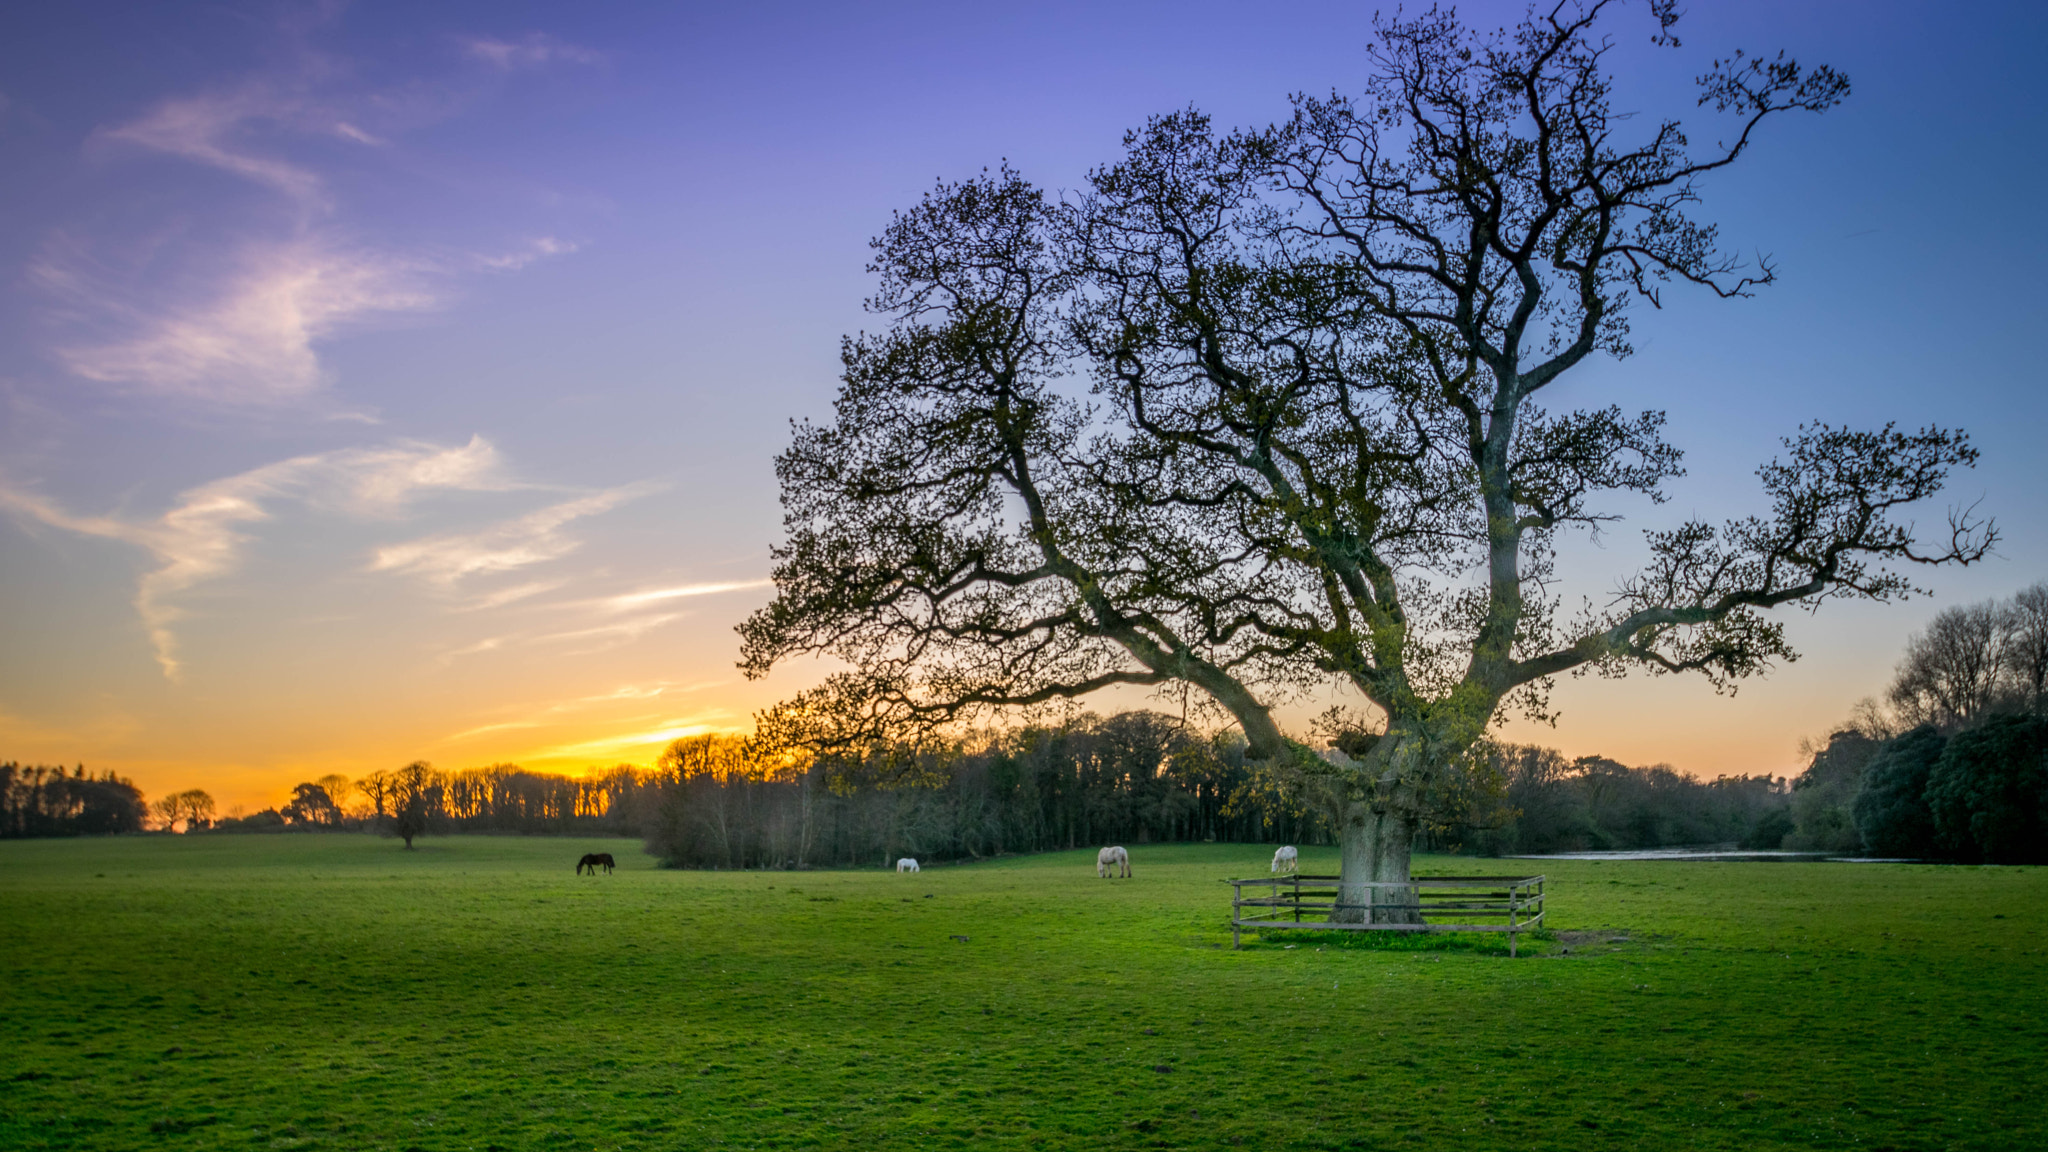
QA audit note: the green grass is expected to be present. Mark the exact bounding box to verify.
[1,836,2042,1151]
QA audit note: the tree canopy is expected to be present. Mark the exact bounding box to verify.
[741,0,1990,902]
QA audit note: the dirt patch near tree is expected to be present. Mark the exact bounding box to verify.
[1552,929,1651,956]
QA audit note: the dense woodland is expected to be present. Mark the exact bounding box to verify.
[10,586,2042,862]
[642,713,1332,869]
[637,716,1804,868]
[0,763,146,838]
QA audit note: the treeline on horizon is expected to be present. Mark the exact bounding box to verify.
[4,711,1794,865]
[10,586,2042,863]
[636,718,1817,868]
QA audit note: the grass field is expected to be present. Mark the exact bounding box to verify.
[1,836,2043,1151]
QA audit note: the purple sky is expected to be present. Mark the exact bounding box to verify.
[3,0,2044,809]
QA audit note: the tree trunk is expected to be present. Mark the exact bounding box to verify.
[1329,800,1418,925]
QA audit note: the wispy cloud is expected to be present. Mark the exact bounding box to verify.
[332,436,509,515]
[0,437,517,679]
[441,681,711,742]
[45,38,593,408]
[437,613,686,663]
[370,481,662,588]
[433,578,770,661]
[530,718,732,761]
[528,612,689,651]
[98,87,333,203]
[440,636,507,662]
[332,121,382,146]
[460,579,567,612]
[43,241,435,402]
[462,33,604,70]
[479,236,578,272]
[599,580,775,609]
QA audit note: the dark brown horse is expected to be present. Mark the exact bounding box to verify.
[576,852,616,875]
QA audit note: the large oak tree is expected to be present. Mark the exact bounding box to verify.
[740,0,1990,919]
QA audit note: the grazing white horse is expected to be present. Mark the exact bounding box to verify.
[1096,845,1130,879]
[1271,845,1299,873]
[896,857,920,873]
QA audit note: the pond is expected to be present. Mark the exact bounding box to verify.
[1505,845,1914,863]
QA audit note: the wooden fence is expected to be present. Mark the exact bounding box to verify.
[1228,874,1546,957]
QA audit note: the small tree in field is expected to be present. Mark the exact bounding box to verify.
[388,761,438,849]
[150,788,216,833]
[741,1,1990,916]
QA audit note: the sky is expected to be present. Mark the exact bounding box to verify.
[3,0,2045,814]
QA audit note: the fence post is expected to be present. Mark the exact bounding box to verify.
[1508,879,1519,959]
[1226,873,1545,953]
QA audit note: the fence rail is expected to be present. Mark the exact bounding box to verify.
[1227,874,1545,957]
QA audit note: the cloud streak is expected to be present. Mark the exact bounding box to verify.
[600,580,775,609]
[529,719,730,762]
[479,236,579,272]
[0,437,518,679]
[432,577,771,662]
[462,34,604,70]
[98,87,334,203]
[370,481,662,588]
[46,40,589,406]
[440,681,711,742]
[45,241,435,402]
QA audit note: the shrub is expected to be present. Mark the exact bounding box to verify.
[1925,714,2048,864]
[1786,731,1880,852]
[1739,807,1795,851]
[1852,725,1946,858]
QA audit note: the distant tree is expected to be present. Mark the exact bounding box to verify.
[1889,603,2012,729]
[1737,806,1794,852]
[1851,725,1945,859]
[216,807,286,831]
[281,783,341,828]
[1466,745,1588,855]
[742,1,1989,915]
[387,761,439,849]
[2003,582,2048,713]
[1925,714,2048,864]
[652,736,793,870]
[1844,696,1902,743]
[314,774,354,815]
[357,770,394,824]
[175,789,214,831]
[1786,731,1879,852]
[149,788,216,833]
[1454,742,1785,855]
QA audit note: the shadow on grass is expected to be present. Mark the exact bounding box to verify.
[1243,927,1557,956]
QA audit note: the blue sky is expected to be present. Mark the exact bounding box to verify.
[2,0,2044,809]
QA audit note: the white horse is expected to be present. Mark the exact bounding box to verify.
[1096,845,1130,879]
[1271,845,1299,873]
[896,857,919,873]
